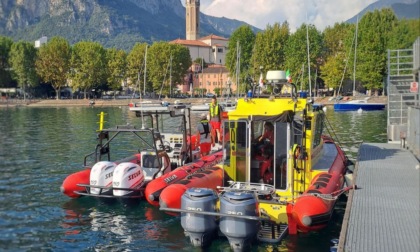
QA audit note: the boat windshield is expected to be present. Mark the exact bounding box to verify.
[223,119,290,190]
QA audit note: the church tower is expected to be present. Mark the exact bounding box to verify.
[185,0,200,40]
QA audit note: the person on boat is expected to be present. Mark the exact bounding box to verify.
[209,96,223,143]
[196,113,214,156]
[255,122,274,146]
[253,122,275,183]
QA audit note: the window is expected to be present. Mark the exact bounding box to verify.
[217,48,223,53]
[212,48,215,52]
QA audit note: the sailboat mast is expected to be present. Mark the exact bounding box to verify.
[306,23,312,97]
[353,16,358,96]
[169,55,173,97]
[236,41,240,98]
[144,45,148,97]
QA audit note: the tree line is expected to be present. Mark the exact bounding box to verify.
[226,8,419,96]
[0,38,192,99]
[0,8,419,99]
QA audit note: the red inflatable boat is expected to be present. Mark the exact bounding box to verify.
[287,137,349,234]
[159,166,224,210]
[145,150,223,206]
[60,154,141,198]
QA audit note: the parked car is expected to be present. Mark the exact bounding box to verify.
[205,93,215,98]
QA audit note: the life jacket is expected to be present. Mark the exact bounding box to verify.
[209,103,220,118]
[200,119,210,138]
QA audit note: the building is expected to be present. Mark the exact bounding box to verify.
[35,36,47,48]
[170,34,228,65]
[185,0,200,40]
[172,0,234,96]
[180,63,237,97]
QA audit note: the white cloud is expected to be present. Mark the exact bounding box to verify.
[194,0,377,31]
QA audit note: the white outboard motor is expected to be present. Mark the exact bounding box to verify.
[219,191,259,251]
[89,161,116,195]
[112,162,144,197]
[181,188,219,247]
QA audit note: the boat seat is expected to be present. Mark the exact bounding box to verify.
[313,181,328,188]
[319,173,332,178]
[317,177,330,183]
[307,189,322,194]
[191,173,206,178]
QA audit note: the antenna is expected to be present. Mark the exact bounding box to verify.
[144,45,148,97]
[353,16,359,96]
[306,16,312,97]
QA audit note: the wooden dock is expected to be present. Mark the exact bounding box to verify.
[338,143,420,252]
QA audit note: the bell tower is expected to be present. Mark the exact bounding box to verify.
[186,0,200,40]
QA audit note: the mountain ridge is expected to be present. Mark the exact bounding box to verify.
[346,0,419,23]
[0,0,418,51]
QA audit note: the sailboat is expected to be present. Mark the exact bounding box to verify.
[333,18,385,112]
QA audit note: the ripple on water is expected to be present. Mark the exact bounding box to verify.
[0,107,388,252]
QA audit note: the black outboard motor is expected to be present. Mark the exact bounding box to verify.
[219,191,259,251]
[181,188,218,247]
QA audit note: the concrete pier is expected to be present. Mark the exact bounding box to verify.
[339,143,420,252]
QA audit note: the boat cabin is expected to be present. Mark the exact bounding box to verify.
[220,71,327,197]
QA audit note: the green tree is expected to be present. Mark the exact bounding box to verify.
[251,22,290,77]
[225,25,256,93]
[321,22,355,94]
[106,48,127,97]
[70,41,107,99]
[285,24,322,91]
[193,57,207,68]
[0,36,14,88]
[357,8,398,94]
[213,87,221,97]
[167,43,191,95]
[388,19,420,50]
[148,41,191,97]
[35,36,71,100]
[127,43,148,94]
[9,40,38,100]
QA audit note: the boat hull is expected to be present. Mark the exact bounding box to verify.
[60,168,91,198]
[159,166,224,210]
[288,172,344,233]
[145,151,223,206]
[333,103,385,111]
[61,154,141,198]
[287,139,347,233]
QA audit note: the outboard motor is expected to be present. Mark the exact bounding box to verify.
[181,188,218,247]
[112,162,144,197]
[219,191,259,251]
[89,161,116,195]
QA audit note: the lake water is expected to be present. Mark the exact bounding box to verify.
[0,105,387,251]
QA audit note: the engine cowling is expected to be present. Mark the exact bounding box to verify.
[113,162,144,196]
[89,161,116,195]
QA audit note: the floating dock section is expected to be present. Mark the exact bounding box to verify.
[339,143,419,252]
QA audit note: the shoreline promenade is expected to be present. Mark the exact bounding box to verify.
[0,96,387,108]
